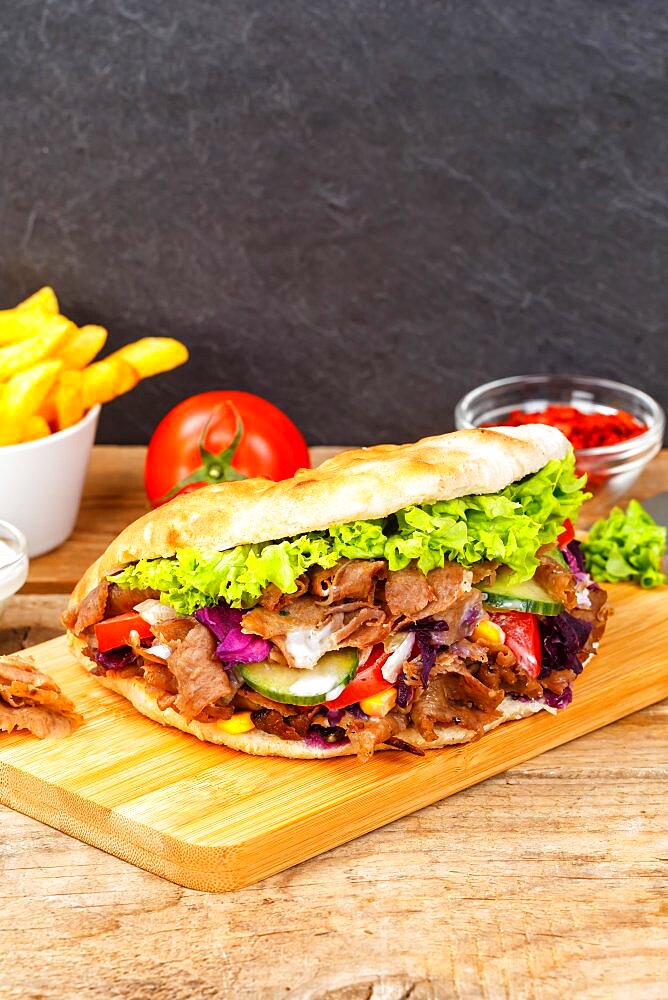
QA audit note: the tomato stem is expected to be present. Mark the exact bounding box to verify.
[157,403,247,502]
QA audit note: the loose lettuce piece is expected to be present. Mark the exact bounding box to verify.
[110,454,588,612]
[581,499,666,588]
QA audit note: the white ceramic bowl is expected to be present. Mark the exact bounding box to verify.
[0,519,29,621]
[0,405,100,557]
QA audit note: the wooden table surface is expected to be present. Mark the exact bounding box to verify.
[2,447,667,999]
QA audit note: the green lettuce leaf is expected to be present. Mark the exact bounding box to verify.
[110,453,588,613]
[581,499,666,588]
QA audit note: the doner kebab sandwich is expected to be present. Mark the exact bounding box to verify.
[64,427,608,760]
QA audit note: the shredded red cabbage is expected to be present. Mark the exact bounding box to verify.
[417,634,437,686]
[543,685,573,710]
[565,540,600,591]
[563,545,582,577]
[566,539,586,572]
[304,726,350,749]
[563,541,594,587]
[346,703,369,720]
[403,619,449,686]
[538,612,592,678]
[92,646,137,673]
[326,706,367,727]
[511,688,573,710]
[396,675,413,708]
[195,604,271,665]
[403,619,449,634]
[461,600,485,634]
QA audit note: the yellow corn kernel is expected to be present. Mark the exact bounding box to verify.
[472,620,506,647]
[359,686,397,718]
[217,711,255,734]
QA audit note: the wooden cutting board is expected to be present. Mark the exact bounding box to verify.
[1,581,666,893]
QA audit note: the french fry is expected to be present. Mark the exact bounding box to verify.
[105,337,189,379]
[0,310,44,347]
[38,397,56,427]
[21,415,51,442]
[0,287,60,345]
[0,317,72,378]
[0,360,62,445]
[80,357,139,409]
[16,286,59,314]
[48,370,85,431]
[58,325,108,370]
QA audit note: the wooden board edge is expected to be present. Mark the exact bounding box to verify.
[0,762,237,892]
[2,668,666,893]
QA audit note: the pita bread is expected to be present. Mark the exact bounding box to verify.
[70,425,569,603]
[68,633,557,757]
[67,425,573,760]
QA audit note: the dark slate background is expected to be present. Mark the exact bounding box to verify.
[1,0,667,445]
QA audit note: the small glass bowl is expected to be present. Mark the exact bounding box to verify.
[455,375,665,517]
[0,519,29,622]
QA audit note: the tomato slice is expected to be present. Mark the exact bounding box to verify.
[557,518,575,548]
[488,610,542,678]
[95,612,154,653]
[324,645,392,710]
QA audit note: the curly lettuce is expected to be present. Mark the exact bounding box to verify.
[581,499,666,588]
[110,454,588,613]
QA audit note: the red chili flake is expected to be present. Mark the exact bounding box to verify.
[493,404,646,450]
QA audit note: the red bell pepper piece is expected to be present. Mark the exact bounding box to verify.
[94,611,153,653]
[557,518,575,548]
[324,645,393,709]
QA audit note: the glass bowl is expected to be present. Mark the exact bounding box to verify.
[454,375,665,518]
[0,519,29,623]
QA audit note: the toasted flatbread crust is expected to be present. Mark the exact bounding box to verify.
[68,634,552,757]
[70,425,568,604]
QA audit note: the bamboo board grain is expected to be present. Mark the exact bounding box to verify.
[1,581,666,893]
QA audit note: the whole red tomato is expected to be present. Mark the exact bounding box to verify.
[145,391,310,506]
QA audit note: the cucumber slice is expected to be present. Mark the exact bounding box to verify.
[481,570,563,616]
[238,648,359,706]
